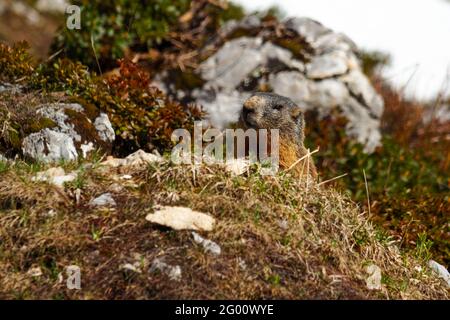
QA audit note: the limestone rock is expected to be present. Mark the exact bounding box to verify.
[428,260,450,288]
[21,103,114,163]
[225,158,250,176]
[366,264,382,290]
[149,258,182,281]
[23,129,78,163]
[146,206,215,231]
[27,266,43,277]
[156,16,384,153]
[192,232,221,256]
[89,193,116,207]
[36,0,68,13]
[101,149,163,168]
[94,113,116,143]
[32,167,76,187]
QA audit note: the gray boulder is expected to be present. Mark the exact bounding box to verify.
[22,103,115,163]
[155,16,384,153]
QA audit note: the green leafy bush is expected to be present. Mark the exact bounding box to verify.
[305,111,449,265]
[51,0,190,70]
[0,42,35,82]
[1,43,203,157]
[51,0,245,71]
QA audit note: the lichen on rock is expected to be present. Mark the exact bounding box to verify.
[21,102,114,163]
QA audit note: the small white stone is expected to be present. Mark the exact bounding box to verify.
[47,209,57,217]
[89,193,116,207]
[225,158,250,176]
[27,267,43,277]
[32,167,76,187]
[366,264,382,290]
[80,142,95,158]
[146,206,215,231]
[94,113,115,143]
[428,260,450,288]
[120,263,142,274]
[192,232,221,256]
[101,149,163,168]
[149,258,182,281]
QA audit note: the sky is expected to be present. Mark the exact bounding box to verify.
[236,0,450,100]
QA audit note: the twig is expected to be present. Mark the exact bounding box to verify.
[363,169,371,216]
[317,173,348,187]
[90,33,102,76]
[286,147,320,172]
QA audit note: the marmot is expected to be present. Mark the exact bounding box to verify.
[239,92,317,179]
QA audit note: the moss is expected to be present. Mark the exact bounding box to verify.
[25,117,57,134]
[226,27,260,41]
[67,97,101,121]
[8,130,22,149]
[271,38,312,63]
[63,108,110,153]
[172,69,205,91]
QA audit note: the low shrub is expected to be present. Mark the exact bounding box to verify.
[51,0,245,71]
[0,43,203,157]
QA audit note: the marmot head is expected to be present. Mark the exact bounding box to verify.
[239,92,305,141]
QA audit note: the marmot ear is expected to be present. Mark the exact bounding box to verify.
[290,106,302,119]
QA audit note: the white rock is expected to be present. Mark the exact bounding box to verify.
[278,219,289,231]
[0,83,22,94]
[94,113,115,142]
[200,37,264,89]
[220,14,262,35]
[32,167,76,187]
[22,103,114,163]
[341,69,384,118]
[101,149,163,168]
[80,142,95,158]
[23,129,78,163]
[428,260,450,288]
[47,209,57,217]
[194,90,251,129]
[269,71,382,152]
[123,149,163,166]
[306,51,349,79]
[284,17,330,43]
[89,193,116,207]
[314,32,357,54]
[0,154,7,162]
[36,0,68,13]
[149,258,182,281]
[238,257,247,270]
[159,16,385,154]
[192,232,221,256]
[225,158,250,176]
[27,267,43,277]
[120,263,142,274]
[366,264,382,290]
[146,206,215,232]
[37,104,84,142]
[11,2,41,26]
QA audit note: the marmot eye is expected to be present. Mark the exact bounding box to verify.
[273,104,283,110]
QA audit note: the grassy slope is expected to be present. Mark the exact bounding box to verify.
[0,158,448,299]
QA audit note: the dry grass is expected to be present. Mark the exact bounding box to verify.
[0,158,448,299]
